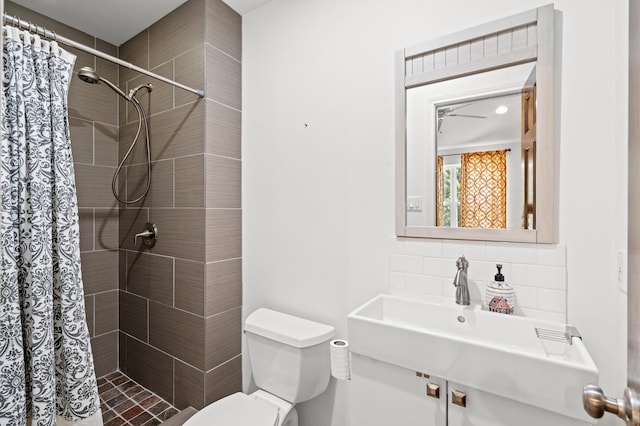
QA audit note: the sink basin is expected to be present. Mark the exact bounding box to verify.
[347,294,598,422]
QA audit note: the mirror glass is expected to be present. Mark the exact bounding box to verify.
[405,62,536,230]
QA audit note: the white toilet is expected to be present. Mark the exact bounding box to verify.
[185,308,335,426]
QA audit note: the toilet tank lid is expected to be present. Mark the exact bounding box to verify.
[245,308,335,348]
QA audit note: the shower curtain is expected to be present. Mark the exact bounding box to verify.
[0,27,101,425]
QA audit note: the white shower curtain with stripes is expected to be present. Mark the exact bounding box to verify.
[0,27,101,425]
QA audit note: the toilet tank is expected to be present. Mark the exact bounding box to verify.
[245,308,335,404]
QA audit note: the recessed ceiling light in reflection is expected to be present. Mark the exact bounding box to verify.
[495,105,509,115]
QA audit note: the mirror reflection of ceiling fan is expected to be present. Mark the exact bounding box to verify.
[437,103,487,133]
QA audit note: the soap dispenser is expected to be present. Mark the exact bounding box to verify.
[486,264,514,315]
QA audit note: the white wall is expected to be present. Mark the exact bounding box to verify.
[243,1,628,425]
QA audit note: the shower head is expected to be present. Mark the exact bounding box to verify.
[78,67,100,84]
[77,66,130,101]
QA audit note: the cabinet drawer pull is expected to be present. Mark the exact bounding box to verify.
[426,383,440,399]
[452,390,467,407]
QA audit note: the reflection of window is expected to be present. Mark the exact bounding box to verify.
[442,164,461,227]
[438,150,508,228]
[460,150,507,228]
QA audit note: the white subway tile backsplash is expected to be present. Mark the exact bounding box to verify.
[386,235,568,320]
[389,254,423,274]
[486,242,537,264]
[423,257,452,277]
[442,240,486,260]
[389,271,406,289]
[439,286,483,304]
[405,239,442,257]
[538,288,566,313]
[510,263,566,289]
[389,236,406,254]
[442,283,457,299]
[389,288,429,301]
[405,274,443,296]
[467,279,484,302]
[510,284,538,309]
[518,307,566,323]
[467,261,511,282]
[536,245,567,267]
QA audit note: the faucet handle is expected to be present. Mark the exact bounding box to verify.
[456,255,468,269]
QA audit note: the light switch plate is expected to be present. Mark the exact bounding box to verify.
[618,249,627,294]
[407,196,422,212]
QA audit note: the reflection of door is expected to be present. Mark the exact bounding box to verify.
[521,67,536,230]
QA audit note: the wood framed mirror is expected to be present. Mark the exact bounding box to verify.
[395,4,557,243]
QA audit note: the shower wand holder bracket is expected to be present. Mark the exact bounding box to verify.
[129,83,153,98]
[135,222,158,248]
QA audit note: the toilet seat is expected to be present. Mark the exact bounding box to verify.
[184,392,280,426]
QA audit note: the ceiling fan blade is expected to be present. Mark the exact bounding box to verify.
[447,113,487,119]
[445,103,475,113]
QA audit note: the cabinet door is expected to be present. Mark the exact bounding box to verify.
[350,353,446,426]
[447,381,591,426]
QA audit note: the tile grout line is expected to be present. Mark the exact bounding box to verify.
[121,332,206,374]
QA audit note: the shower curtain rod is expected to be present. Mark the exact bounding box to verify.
[2,13,205,98]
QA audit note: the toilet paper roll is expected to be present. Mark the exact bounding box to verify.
[330,339,351,380]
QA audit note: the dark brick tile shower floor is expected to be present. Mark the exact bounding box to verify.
[98,371,179,426]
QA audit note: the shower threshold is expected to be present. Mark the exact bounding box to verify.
[98,371,179,425]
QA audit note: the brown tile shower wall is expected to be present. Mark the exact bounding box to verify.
[4,2,121,378]
[117,0,242,410]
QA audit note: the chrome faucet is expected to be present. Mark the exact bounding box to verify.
[453,255,470,305]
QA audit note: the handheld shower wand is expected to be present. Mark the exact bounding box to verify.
[77,67,152,204]
[78,66,130,100]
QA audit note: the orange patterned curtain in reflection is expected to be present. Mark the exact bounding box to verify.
[460,150,507,229]
[436,155,443,226]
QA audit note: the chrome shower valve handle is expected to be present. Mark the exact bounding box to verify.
[135,222,158,248]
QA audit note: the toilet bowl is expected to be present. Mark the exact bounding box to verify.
[184,308,335,426]
[184,391,297,426]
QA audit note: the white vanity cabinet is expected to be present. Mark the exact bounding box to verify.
[351,353,446,426]
[350,354,591,426]
[446,381,588,426]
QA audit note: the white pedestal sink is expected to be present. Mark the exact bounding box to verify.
[347,294,598,422]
